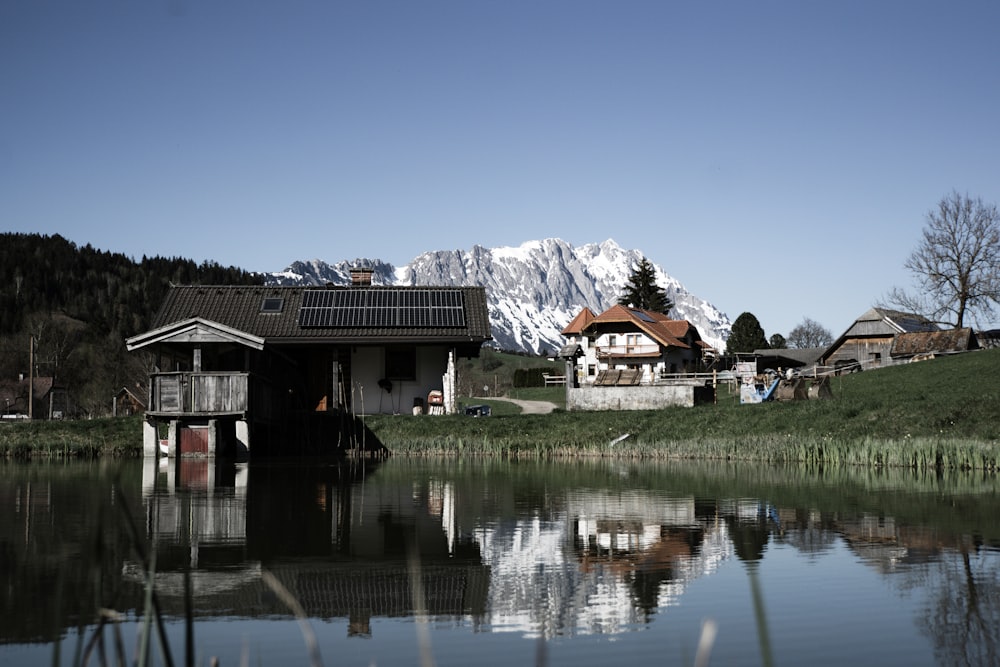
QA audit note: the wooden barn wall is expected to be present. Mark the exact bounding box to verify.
[824,336,895,368]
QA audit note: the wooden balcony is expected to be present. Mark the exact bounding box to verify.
[595,343,662,360]
[147,372,276,421]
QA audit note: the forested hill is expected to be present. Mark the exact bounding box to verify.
[0,233,261,337]
[0,233,261,417]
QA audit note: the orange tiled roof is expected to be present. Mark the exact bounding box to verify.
[584,305,695,350]
[561,307,596,335]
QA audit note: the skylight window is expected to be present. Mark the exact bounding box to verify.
[631,309,655,323]
[260,297,284,314]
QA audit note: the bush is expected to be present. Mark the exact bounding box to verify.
[513,367,552,388]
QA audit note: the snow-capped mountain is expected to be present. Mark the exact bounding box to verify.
[265,238,731,354]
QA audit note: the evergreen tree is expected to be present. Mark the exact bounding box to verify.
[0,232,262,416]
[618,257,673,314]
[726,312,769,354]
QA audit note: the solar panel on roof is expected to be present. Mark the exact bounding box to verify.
[631,309,656,322]
[299,289,466,328]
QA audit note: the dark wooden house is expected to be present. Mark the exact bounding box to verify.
[820,307,960,372]
[114,386,146,416]
[0,376,68,420]
[126,280,491,458]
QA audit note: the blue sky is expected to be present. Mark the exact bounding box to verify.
[3,1,999,338]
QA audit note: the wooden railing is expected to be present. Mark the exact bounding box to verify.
[147,372,275,420]
[542,373,566,386]
[595,343,660,358]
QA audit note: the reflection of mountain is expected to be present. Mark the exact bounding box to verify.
[133,461,992,642]
[134,461,747,638]
[7,458,998,660]
[474,491,735,637]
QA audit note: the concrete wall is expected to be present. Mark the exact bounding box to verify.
[567,384,699,411]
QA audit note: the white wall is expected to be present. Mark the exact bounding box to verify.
[567,385,698,410]
[350,345,451,415]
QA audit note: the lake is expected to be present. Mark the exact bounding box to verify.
[1,455,998,667]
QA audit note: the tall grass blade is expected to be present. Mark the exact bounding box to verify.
[260,570,324,667]
[694,618,717,667]
[137,548,156,667]
[748,564,774,667]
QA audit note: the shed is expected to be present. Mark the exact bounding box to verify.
[821,308,938,372]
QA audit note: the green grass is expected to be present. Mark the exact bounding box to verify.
[368,349,1000,469]
[0,414,144,459]
[4,350,999,469]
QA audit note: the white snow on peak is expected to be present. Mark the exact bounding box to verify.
[266,238,731,354]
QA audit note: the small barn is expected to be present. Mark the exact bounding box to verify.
[114,386,147,416]
[820,308,939,372]
[126,277,491,458]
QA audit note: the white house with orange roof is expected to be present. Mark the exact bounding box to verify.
[559,304,716,410]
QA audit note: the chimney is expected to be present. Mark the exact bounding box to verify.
[350,267,373,287]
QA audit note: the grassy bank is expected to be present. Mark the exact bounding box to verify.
[0,414,144,459]
[3,349,999,468]
[367,348,1000,469]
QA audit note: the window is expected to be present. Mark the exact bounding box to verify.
[385,346,416,380]
[260,297,284,313]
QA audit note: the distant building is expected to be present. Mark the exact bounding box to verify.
[0,375,68,420]
[821,307,978,372]
[558,304,715,410]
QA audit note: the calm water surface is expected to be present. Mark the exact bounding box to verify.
[1,456,998,666]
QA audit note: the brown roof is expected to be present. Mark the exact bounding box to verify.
[560,307,596,335]
[582,304,695,350]
[890,328,978,357]
[0,377,56,412]
[148,285,492,345]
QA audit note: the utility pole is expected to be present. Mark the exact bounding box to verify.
[28,335,34,420]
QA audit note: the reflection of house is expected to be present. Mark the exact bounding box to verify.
[820,308,978,372]
[0,375,69,420]
[126,273,491,457]
[559,305,715,410]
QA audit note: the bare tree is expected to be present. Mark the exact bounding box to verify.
[786,317,833,349]
[886,191,1000,328]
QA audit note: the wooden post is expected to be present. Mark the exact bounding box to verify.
[28,335,34,420]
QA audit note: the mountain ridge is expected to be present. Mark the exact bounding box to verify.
[265,238,732,354]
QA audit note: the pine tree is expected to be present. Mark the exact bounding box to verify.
[726,312,769,354]
[618,257,673,314]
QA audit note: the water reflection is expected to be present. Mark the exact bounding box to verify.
[1,457,999,666]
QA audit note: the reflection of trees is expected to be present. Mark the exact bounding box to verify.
[726,506,770,562]
[917,539,1000,667]
[627,528,703,618]
[772,509,839,558]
